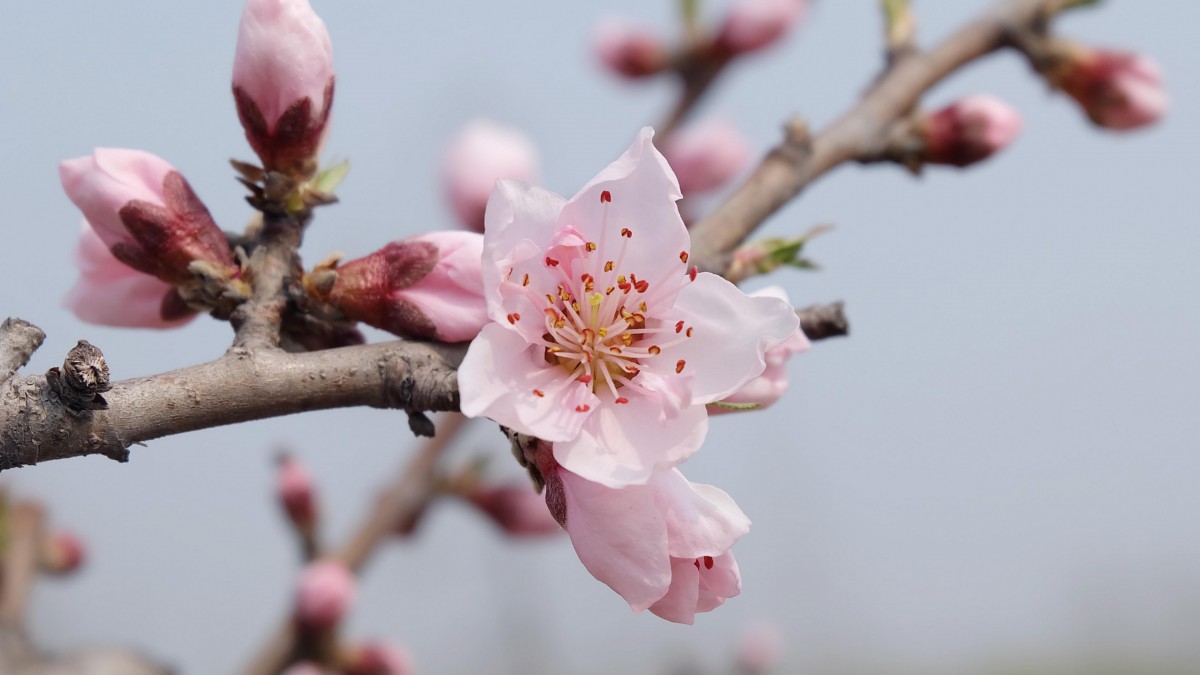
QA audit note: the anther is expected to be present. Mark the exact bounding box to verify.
[586,242,597,252]
[532,389,545,397]
[615,397,629,404]
[575,404,591,413]
[620,228,632,238]
[600,190,612,203]
[675,359,686,373]
[688,266,698,281]
[545,256,559,267]
[648,345,661,355]
[578,375,593,384]
[680,251,689,264]
[506,313,521,324]
[675,321,684,334]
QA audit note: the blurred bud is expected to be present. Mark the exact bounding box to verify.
[717,0,806,55]
[920,95,1023,167]
[345,641,415,675]
[282,663,328,675]
[710,287,808,415]
[60,149,238,287]
[593,18,669,78]
[295,560,355,630]
[464,484,562,537]
[309,232,488,343]
[663,118,752,194]
[442,120,539,232]
[736,622,786,674]
[65,225,198,329]
[233,0,335,175]
[276,454,318,532]
[40,530,86,575]
[1053,46,1166,130]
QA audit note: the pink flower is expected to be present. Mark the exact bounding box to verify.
[464,484,563,537]
[736,622,787,673]
[232,0,335,173]
[1057,48,1167,130]
[459,128,799,489]
[540,459,748,624]
[921,95,1023,167]
[294,560,355,630]
[41,529,86,575]
[315,231,488,343]
[710,287,808,413]
[282,664,328,675]
[663,118,752,194]
[345,642,415,675]
[593,18,669,79]
[60,148,237,285]
[276,454,318,531]
[717,0,806,55]
[443,120,539,233]
[65,225,197,329]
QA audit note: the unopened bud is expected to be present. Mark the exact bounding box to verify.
[282,663,328,675]
[276,454,318,532]
[40,530,86,575]
[663,118,752,194]
[465,485,562,537]
[295,560,355,630]
[920,95,1023,167]
[716,0,806,55]
[313,232,488,343]
[60,149,238,287]
[593,19,669,79]
[345,642,415,675]
[233,0,335,176]
[443,120,539,232]
[1052,46,1166,131]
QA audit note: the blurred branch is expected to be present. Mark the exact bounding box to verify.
[798,302,849,341]
[0,502,43,629]
[688,0,1056,274]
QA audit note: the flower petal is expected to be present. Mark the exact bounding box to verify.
[647,557,702,624]
[695,552,741,613]
[482,179,566,318]
[651,469,751,559]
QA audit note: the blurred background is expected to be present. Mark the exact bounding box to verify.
[1,0,1198,673]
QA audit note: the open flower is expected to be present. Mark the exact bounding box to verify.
[459,128,798,488]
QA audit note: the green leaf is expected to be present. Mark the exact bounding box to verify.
[313,160,351,195]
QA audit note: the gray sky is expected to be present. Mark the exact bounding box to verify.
[0,1,1197,673]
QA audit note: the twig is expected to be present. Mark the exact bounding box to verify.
[231,210,308,352]
[797,302,849,341]
[0,319,45,384]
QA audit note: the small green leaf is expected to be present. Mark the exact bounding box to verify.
[708,401,763,411]
[313,160,350,195]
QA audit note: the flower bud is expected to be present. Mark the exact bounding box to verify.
[276,454,318,532]
[920,95,1023,167]
[65,225,198,329]
[716,0,806,55]
[710,287,808,414]
[40,530,86,575]
[232,0,335,175]
[464,484,562,537]
[442,120,539,232]
[345,642,415,675]
[593,19,669,78]
[1054,47,1166,130]
[736,622,786,674]
[312,232,488,343]
[663,118,752,194]
[295,560,355,630]
[282,663,328,675]
[60,149,238,286]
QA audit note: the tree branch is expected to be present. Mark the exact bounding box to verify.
[0,319,45,384]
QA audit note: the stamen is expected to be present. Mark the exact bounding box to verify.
[575,404,591,413]
[676,359,686,373]
[546,256,560,267]
[532,389,544,397]
[586,242,597,252]
[675,321,685,334]
[615,397,629,404]
[506,313,521,324]
[522,273,530,287]
[620,227,632,238]
[600,190,611,203]
[689,266,698,281]
[680,251,689,264]
[702,555,714,569]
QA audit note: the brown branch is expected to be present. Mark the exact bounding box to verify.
[242,413,467,675]
[688,0,1051,273]
[0,320,45,384]
[231,210,307,352]
[0,503,44,629]
[797,302,849,341]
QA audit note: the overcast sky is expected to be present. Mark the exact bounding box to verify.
[0,1,1197,673]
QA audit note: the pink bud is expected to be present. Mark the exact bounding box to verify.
[65,225,198,329]
[1057,48,1167,130]
[282,663,328,675]
[60,149,237,286]
[663,118,752,194]
[345,642,415,675]
[276,455,318,531]
[465,484,563,537]
[717,0,806,55]
[736,623,786,674]
[442,120,539,233]
[593,18,669,79]
[317,231,488,343]
[711,287,809,414]
[232,0,335,174]
[294,560,355,630]
[42,530,86,575]
[921,95,1023,167]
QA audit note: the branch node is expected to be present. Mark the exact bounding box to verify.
[45,340,111,414]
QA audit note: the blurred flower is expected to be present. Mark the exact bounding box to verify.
[40,529,86,575]
[295,560,355,630]
[276,454,318,532]
[1054,47,1167,130]
[64,225,197,329]
[282,664,328,675]
[663,118,752,194]
[442,120,539,232]
[345,641,415,675]
[717,0,807,55]
[920,95,1023,167]
[593,18,669,78]
[312,231,488,343]
[710,286,809,414]
[463,484,562,537]
[233,0,335,174]
[736,622,786,673]
[459,128,798,488]
[60,149,237,287]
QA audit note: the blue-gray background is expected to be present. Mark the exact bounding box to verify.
[1,1,1197,673]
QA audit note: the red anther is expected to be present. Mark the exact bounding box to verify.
[600,190,612,203]
[532,389,545,397]
[578,374,593,384]
[688,266,698,281]
[634,279,649,293]
[675,359,686,373]
[604,260,615,272]
[620,227,632,238]
[575,404,591,413]
[522,273,530,286]
[679,251,689,264]
[545,256,559,267]
[618,281,632,293]
[648,345,661,355]
[506,312,521,324]
[675,321,685,333]
[702,555,714,570]
[686,327,694,337]
[615,397,629,404]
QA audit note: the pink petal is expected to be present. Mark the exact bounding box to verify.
[482,179,567,318]
[60,148,173,248]
[399,231,489,342]
[716,286,810,410]
[651,469,751,559]
[647,557,702,623]
[695,551,742,612]
[233,0,334,127]
[668,273,799,404]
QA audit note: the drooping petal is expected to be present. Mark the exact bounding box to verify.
[695,552,741,613]
[668,273,799,404]
[647,557,702,624]
[651,469,751,559]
